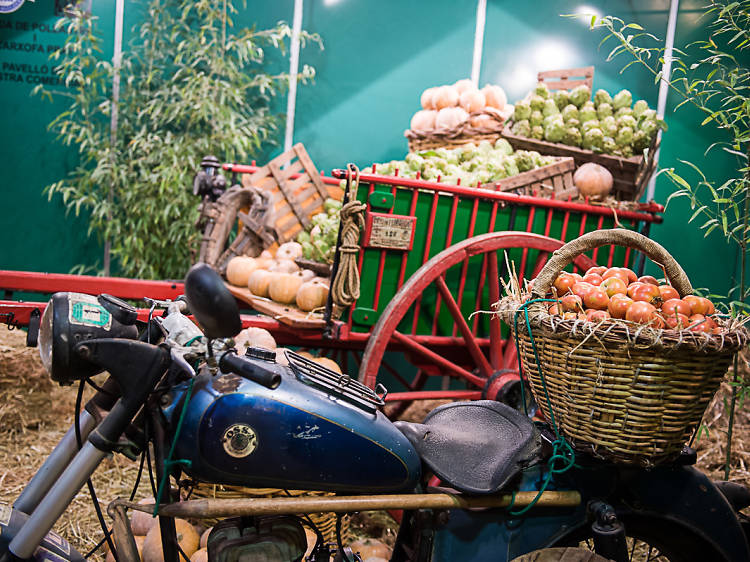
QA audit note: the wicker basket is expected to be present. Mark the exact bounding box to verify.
[189,483,350,544]
[405,109,506,153]
[497,229,748,466]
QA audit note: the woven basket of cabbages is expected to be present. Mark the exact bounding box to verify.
[502,67,664,202]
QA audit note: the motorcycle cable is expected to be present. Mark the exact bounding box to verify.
[74,378,120,562]
[281,489,325,552]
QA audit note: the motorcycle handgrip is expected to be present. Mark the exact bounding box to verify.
[219,352,281,389]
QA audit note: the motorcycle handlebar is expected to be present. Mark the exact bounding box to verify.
[219,352,281,390]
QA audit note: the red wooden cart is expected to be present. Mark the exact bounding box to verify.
[0,161,662,415]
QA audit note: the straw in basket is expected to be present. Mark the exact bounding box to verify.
[496,229,748,467]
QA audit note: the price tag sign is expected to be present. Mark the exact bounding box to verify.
[364,213,417,251]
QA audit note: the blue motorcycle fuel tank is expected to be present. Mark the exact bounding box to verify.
[163,350,421,492]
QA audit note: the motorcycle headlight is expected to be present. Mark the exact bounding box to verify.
[38,292,139,385]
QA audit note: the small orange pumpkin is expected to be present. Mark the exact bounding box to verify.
[269,273,305,304]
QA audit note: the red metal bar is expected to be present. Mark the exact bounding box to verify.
[379,357,417,390]
[396,188,420,290]
[560,209,571,242]
[450,199,479,336]
[488,252,502,370]
[519,208,536,277]
[0,271,183,301]
[372,249,387,311]
[413,192,440,336]
[470,250,490,337]
[331,170,663,223]
[222,163,341,186]
[435,276,492,377]
[384,390,483,402]
[392,331,486,388]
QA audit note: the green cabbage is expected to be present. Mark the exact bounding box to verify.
[504,159,520,177]
[553,89,570,110]
[544,119,566,143]
[561,104,579,122]
[529,94,545,112]
[602,136,616,154]
[633,99,649,118]
[640,118,658,136]
[542,98,560,118]
[612,89,632,110]
[579,103,597,123]
[596,102,613,120]
[617,114,637,131]
[566,118,580,130]
[616,126,634,146]
[563,126,583,147]
[640,109,657,123]
[531,125,544,140]
[594,89,613,107]
[633,129,650,152]
[513,101,531,121]
[569,85,591,107]
[514,150,536,172]
[582,128,605,151]
[582,119,601,133]
[530,110,544,127]
[512,119,531,137]
[494,138,514,155]
[615,107,633,119]
[600,116,618,138]
[534,82,550,99]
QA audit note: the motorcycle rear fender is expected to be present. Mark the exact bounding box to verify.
[0,503,85,561]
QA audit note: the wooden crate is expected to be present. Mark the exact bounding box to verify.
[490,156,576,199]
[537,66,594,91]
[501,126,658,201]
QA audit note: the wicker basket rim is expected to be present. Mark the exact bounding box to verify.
[496,295,749,354]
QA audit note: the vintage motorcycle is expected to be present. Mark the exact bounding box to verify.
[0,263,749,561]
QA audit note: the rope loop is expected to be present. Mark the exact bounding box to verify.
[331,164,366,310]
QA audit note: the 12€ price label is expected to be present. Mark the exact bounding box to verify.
[364,213,417,251]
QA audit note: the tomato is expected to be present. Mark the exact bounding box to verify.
[626,301,658,324]
[712,326,723,335]
[658,285,680,301]
[602,267,630,285]
[661,298,691,317]
[631,283,661,306]
[608,294,633,319]
[638,275,659,286]
[584,288,610,310]
[688,314,712,333]
[683,295,709,316]
[621,267,638,284]
[585,308,610,322]
[560,294,583,312]
[553,273,577,295]
[664,312,690,330]
[600,277,627,298]
[548,303,561,315]
[561,311,579,320]
[627,282,644,299]
[585,266,607,276]
[582,273,603,286]
[571,282,595,300]
[701,297,716,315]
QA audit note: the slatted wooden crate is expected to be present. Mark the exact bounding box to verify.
[490,156,576,199]
[537,66,594,91]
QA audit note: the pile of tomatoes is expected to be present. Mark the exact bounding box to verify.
[547,266,720,333]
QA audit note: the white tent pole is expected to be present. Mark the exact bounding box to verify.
[283,0,304,155]
[645,0,679,201]
[104,0,124,275]
[471,0,487,86]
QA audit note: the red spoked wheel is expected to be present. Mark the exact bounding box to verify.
[358,232,596,417]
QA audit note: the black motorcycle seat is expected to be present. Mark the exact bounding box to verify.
[394,401,541,495]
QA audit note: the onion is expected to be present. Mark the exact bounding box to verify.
[433,85,459,110]
[420,87,438,109]
[453,78,475,95]
[435,107,469,130]
[410,109,437,131]
[573,163,613,200]
[482,84,507,109]
[459,89,486,113]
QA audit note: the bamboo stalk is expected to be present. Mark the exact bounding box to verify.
[124,491,581,520]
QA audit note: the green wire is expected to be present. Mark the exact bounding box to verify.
[153,378,195,517]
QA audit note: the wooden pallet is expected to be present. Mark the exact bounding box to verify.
[538,66,594,91]
[240,143,332,244]
[226,283,326,329]
[492,156,576,199]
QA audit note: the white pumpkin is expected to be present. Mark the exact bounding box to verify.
[268,272,305,304]
[235,327,277,351]
[247,269,273,297]
[410,109,437,131]
[459,89,486,113]
[435,107,469,130]
[482,84,507,109]
[225,256,258,287]
[433,85,459,110]
[296,279,330,311]
[276,241,303,261]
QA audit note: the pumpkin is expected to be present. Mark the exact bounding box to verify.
[235,327,277,351]
[130,497,157,536]
[574,162,613,200]
[420,87,438,110]
[482,84,507,109]
[142,518,199,562]
[459,89,486,113]
[190,550,208,562]
[469,113,492,128]
[433,85,459,110]
[410,109,437,131]
[313,356,342,374]
[106,535,145,562]
[199,527,212,550]
[275,348,291,365]
[247,269,273,297]
[435,107,469,130]
[296,279,329,311]
[298,269,317,282]
[255,250,275,269]
[349,538,392,561]
[226,256,258,287]
[276,241,303,261]
[268,272,305,304]
[269,259,300,274]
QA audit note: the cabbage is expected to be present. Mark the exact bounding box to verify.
[542,98,560,117]
[616,126,634,146]
[513,151,535,172]
[534,82,550,99]
[529,94,545,112]
[569,85,590,107]
[297,230,311,244]
[561,104,579,122]
[602,136,616,154]
[617,114,637,131]
[640,109,657,123]
[405,153,425,171]
[530,110,544,127]
[553,89,570,110]
[513,101,531,121]
[633,129,650,152]
[640,118,658,136]
[512,119,531,137]
[615,107,633,119]
[596,102,613,120]
[504,159,520,177]
[620,145,634,158]
[600,115,618,137]
[477,140,494,155]
[494,138,514,155]
[421,166,438,180]
[579,103,597,123]
[594,89,613,107]
[563,126,583,147]
[633,99,649,118]
[582,128,605,151]
[582,119,601,133]
[544,119,566,143]
[476,169,493,185]
[543,113,560,127]
[612,89,632,110]
[566,118,580,130]
[531,125,544,140]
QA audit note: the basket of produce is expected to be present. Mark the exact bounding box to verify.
[404,79,514,153]
[496,228,748,467]
[503,69,664,201]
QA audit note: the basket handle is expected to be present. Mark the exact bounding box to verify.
[531,228,693,298]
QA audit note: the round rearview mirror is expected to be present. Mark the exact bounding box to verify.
[184,263,242,339]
